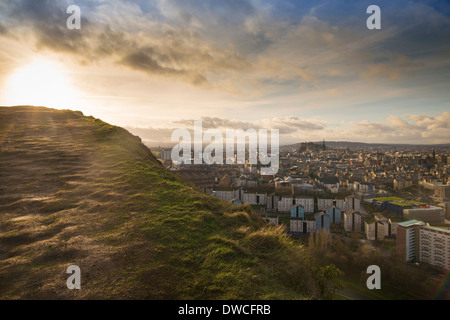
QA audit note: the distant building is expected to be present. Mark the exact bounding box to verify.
[345,195,361,212]
[435,185,450,202]
[315,211,330,233]
[403,206,444,224]
[213,189,239,202]
[437,202,450,220]
[290,205,305,219]
[352,181,375,192]
[292,183,314,191]
[394,179,413,190]
[325,206,341,224]
[242,192,267,206]
[350,160,364,167]
[318,177,339,193]
[160,148,172,160]
[344,210,361,232]
[419,226,450,270]
[317,196,360,212]
[266,194,278,212]
[318,198,334,211]
[290,219,315,235]
[397,220,450,270]
[364,215,396,240]
[372,197,440,221]
[383,219,397,237]
[397,220,425,263]
[278,196,314,213]
[365,217,385,241]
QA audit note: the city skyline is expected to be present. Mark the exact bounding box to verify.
[0,0,449,145]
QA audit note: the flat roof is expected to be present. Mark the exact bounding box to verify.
[404,206,442,211]
[398,220,425,227]
[373,197,403,201]
[389,201,413,207]
[423,226,450,235]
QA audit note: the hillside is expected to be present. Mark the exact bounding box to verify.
[0,106,336,299]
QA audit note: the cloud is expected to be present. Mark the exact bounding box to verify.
[120,49,209,86]
[339,112,450,144]
[125,126,175,144]
[0,23,7,35]
[0,0,449,104]
[0,0,252,89]
[174,116,326,135]
[359,53,423,81]
[128,111,450,145]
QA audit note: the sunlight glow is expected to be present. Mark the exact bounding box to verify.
[4,58,81,109]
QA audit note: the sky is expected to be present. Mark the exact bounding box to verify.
[0,0,449,145]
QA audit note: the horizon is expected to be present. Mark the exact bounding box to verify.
[0,1,449,145]
[2,105,449,149]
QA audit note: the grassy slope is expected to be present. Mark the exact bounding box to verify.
[0,106,332,299]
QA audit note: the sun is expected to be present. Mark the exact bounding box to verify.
[3,58,81,109]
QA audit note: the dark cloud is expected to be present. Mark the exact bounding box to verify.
[1,0,449,94]
[0,0,251,88]
[2,0,91,54]
[120,49,209,86]
[122,50,181,75]
[159,0,256,27]
[0,23,7,35]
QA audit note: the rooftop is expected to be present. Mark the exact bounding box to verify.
[398,220,425,227]
[373,197,403,202]
[389,201,413,207]
[404,206,441,211]
[423,225,450,235]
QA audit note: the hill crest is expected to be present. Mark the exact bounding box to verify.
[0,106,335,299]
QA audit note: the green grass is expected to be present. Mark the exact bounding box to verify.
[0,106,338,300]
[373,197,404,201]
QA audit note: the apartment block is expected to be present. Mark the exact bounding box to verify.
[290,205,305,219]
[344,210,362,232]
[434,185,450,202]
[325,206,341,224]
[397,220,425,263]
[242,192,267,206]
[365,218,386,241]
[290,219,316,234]
[278,196,314,213]
[419,226,450,270]
[403,206,445,224]
[315,211,330,233]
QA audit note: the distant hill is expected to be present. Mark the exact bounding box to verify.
[281,141,450,152]
[0,106,333,299]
